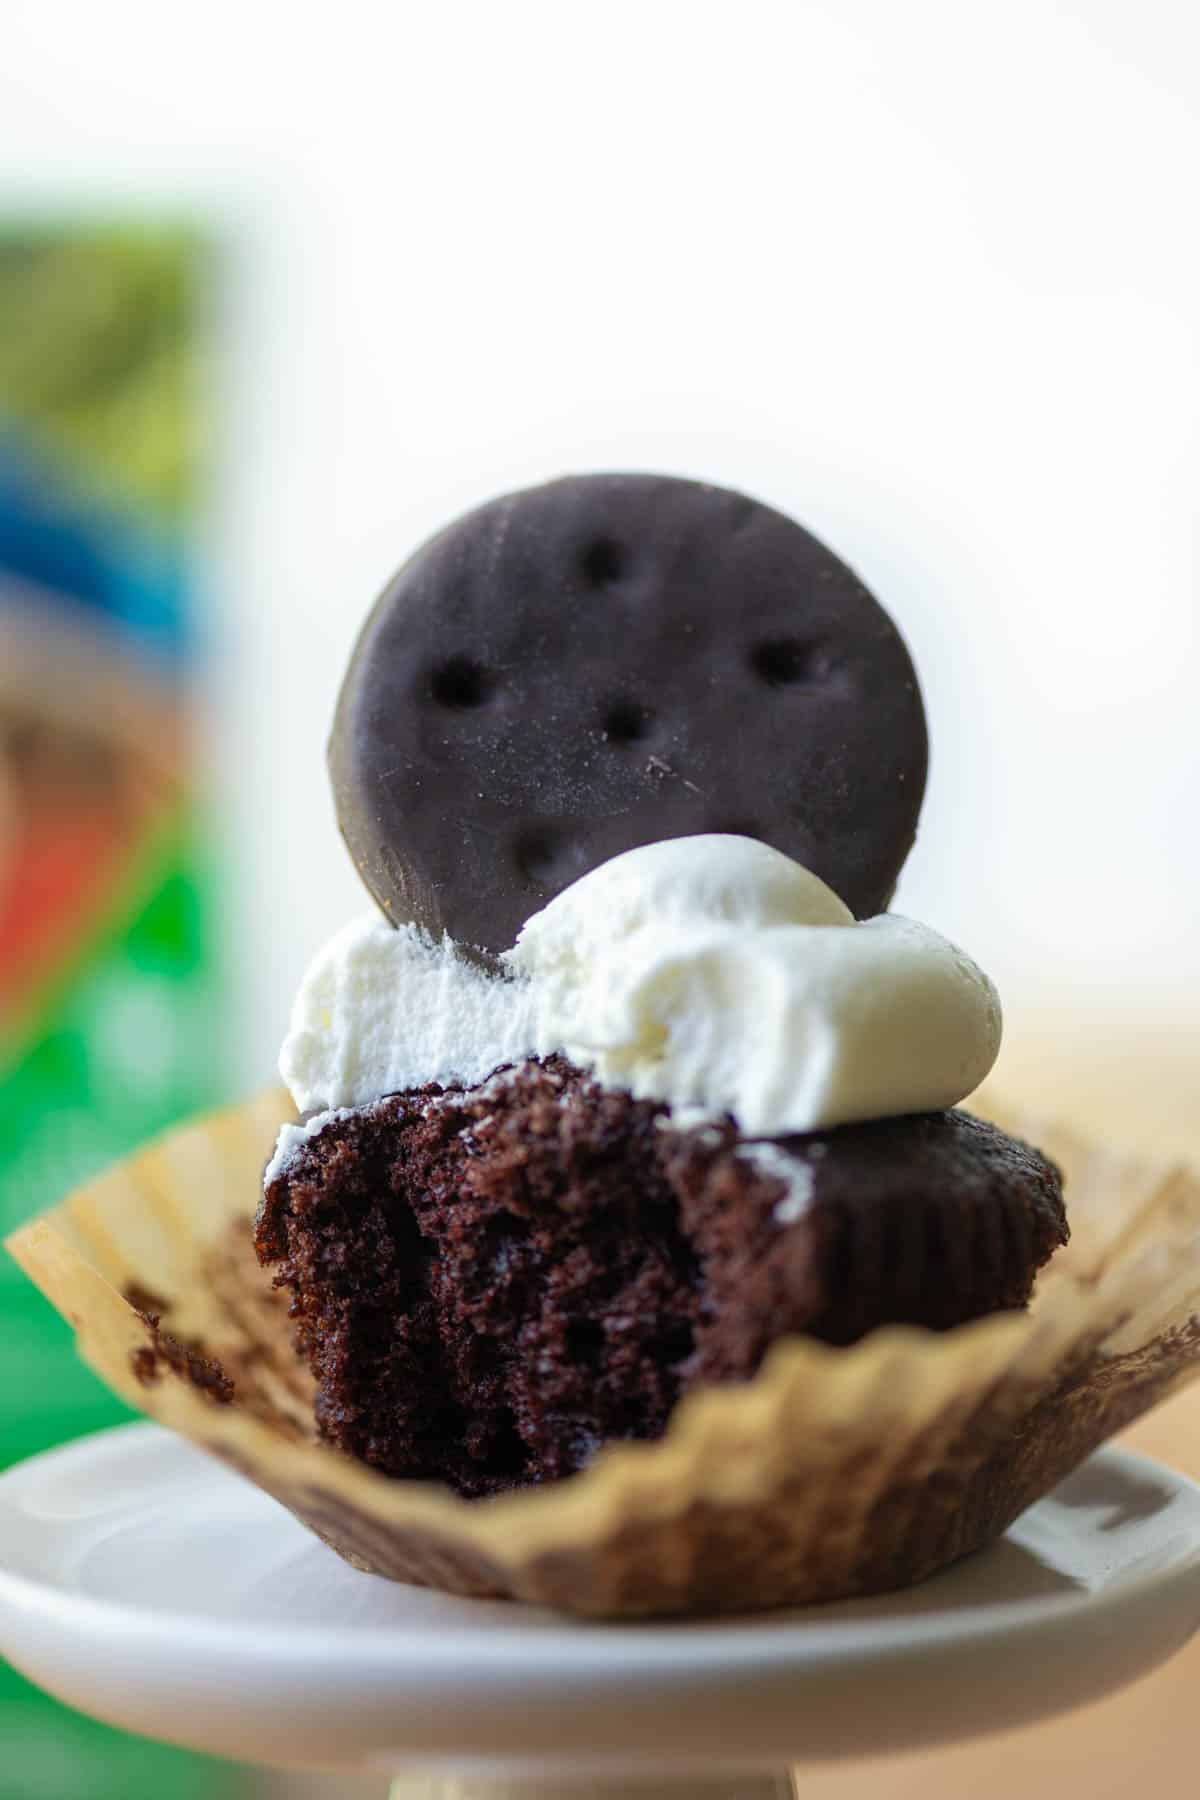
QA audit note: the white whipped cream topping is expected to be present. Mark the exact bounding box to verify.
[738,1141,817,1224]
[279,835,1001,1144]
[280,916,537,1117]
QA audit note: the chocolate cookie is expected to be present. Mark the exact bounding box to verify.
[329,474,927,953]
[256,1058,1065,1497]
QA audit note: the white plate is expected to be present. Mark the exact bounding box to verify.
[2,1424,1200,1779]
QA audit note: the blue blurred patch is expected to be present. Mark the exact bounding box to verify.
[0,432,193,669]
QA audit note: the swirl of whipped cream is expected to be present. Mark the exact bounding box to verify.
[279,836,1001,1139]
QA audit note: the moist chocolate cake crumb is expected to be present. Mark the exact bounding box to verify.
[255,1058,1066,1497]
[126,1292,236,1405]
[124,1280,173,1318]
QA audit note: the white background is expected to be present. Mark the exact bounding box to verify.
[2,1,1197,1134]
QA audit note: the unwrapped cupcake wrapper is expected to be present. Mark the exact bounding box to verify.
[9,1088,1200,1618]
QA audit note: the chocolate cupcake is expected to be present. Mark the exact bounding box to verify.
[255,475,1067,1497]
[19,473,1200,1620]
[258,1062,1065,1496]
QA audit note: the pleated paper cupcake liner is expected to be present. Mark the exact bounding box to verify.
[8,1089,1200,1617]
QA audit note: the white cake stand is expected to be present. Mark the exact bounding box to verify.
[3,1424,1200,1800]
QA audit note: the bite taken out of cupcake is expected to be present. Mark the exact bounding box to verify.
[256,473,1067,1497]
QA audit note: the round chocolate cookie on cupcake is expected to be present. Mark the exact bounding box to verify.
[257,474,1066,1497]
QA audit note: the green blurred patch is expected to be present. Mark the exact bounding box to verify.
[0,822,225,1258]
[0,828,229,1784]
[0,226,211,519]
[0,1666,243,1800]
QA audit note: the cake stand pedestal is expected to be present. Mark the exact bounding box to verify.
[3,1424,1200,1800]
